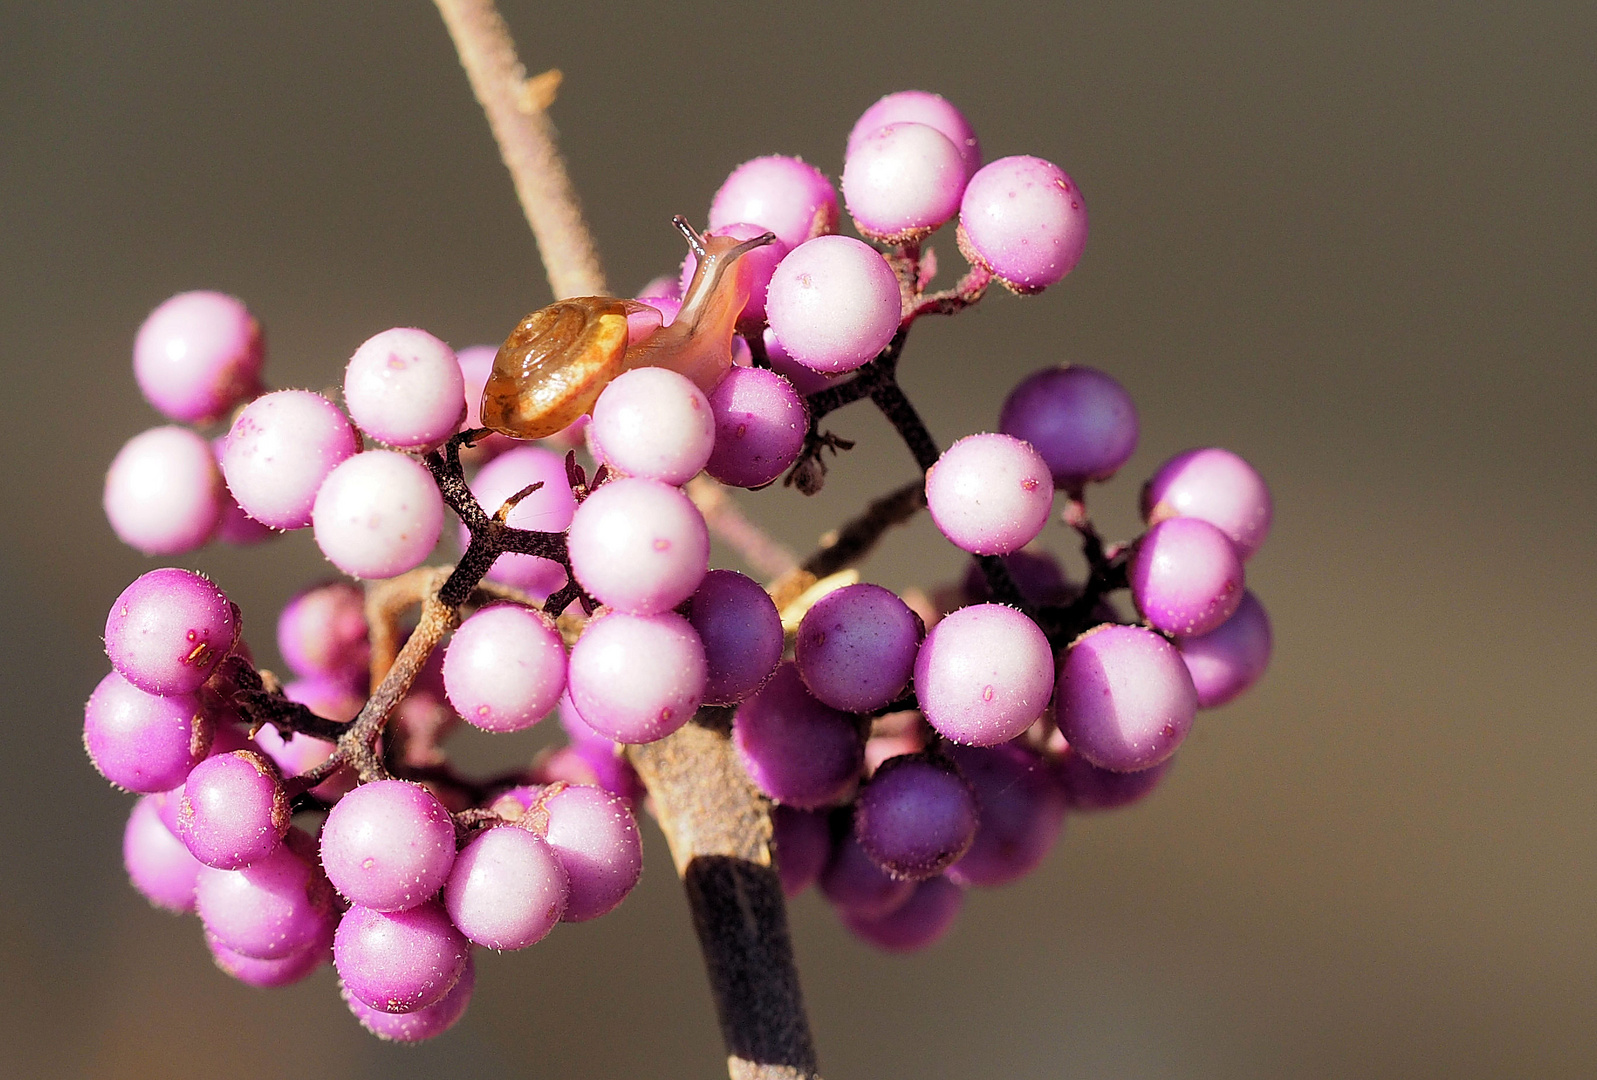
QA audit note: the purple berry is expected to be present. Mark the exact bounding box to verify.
[444,825,568,949]
[321,779,458,911]
[1053,748,1171,812]
[465,445,575,597]
[175,749,290,869]
[123,794,203,912]
[1129,517,1245,637]
[843,122,967,243]
[999,366,1138,492]
[133,290,264,425]
[944,743,1065,888]
[277,580,370,683]
[443,603,565,732]
[195,828,337,959]
[345,952,475,1040]
[795,583,922,713]
[855,754,978,880]
[221,390,359,530]
[334,900,469,1014]
[957,155,1089,293]
[820,830,914,918]
[1141,447,1273,560]
[733,663,864,809]
[103,426,224,556]
[105,567,238,695]
[705,366,809,489]
[590,367,715,484]
[913,604,1055,746]
[766,235,901,374]
[708,155,839,251]
[566,611,706,744]
[568,478,709,615]
[841,875,963,953]
[84,671,211,793]
[847,91,982,184]
[343,327,466,450]
[925,433,1054,556]
[1179,590,1272,708]
[771,805,832,897]
[1056,624,1198,772]
[313,450,445,580]
[687,569,783,705]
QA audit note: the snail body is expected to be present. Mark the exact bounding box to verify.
[481,218,776,440]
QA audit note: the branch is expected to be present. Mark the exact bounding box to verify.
[627,715,821,1080]
[433,0,606,298]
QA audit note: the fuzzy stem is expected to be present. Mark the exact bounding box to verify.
[432,0,605,298]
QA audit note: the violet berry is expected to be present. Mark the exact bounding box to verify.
[958,155,1089,293]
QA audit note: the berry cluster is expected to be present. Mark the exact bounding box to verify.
[92,88,1273,1043]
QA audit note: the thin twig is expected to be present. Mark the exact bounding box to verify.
[433,0,605,298]
[688,476,800,579]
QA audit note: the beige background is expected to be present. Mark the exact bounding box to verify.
[2,1,1594,1077]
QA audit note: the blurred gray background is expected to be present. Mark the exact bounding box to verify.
[3,1,1594,1077]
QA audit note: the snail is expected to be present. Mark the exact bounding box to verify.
[480,216,777,440]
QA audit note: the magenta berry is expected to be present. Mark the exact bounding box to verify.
[1129,516,1245,637]
[708,155,839,250]
[925,433,1054,555]
[913,603,1055,746]
[345,953,475,1040]
[766,235,901,374]
[105,568,238,696]
[195,829,337,960]
[133,290,264,425]
[334,900,469,1014]
[104,426,225,556]
[1179,590,1273,708]
[175,749,290,870]
[124,795,203,912]
[944,743,1065,888]
[772,805,832,897]
[1056,624,1198,772]
[848,90,982,183]
[277,580,369,683]
[705,365,809,488]
[566,610,706,744]
[538,783,644,922]
[466,445,576,596]
[1142,447,1273,560]
[795,583,922,713]
[343,327,466,450]
[820,830,913,918]
[843,121,967,243]
[443,603,566,732]
[444,826,568,949]
[312,450,444,580]
[958,155,1089,293]
[221,389,359,530]
[321,779,457,911]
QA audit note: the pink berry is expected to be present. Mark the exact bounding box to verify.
[590,367,715,484]
[1141,447,1273,560]
[766,236,901,374]
[104,567,239,695]
[333,901,469,1014]
[123,794,203,912]
[566,611,706,744]
[443,604,566,732]
[312,450,444,579]
[277,580,370,683]
[843,122,967,243]
[175,749,290,870]
[344,952,474,1040]
[343,327,466,450]
[221,390,359,530]
[958,155,1089,293]
[913,604,1054,746]
[444,826,568,949]
[925,433,1054,556]
[103,426,225,556]
[133,291,264,425]
[708,155,839,251]
[195,828,337,960]
[320,779,457,911]
[538,783,644,922]
[567,478,709,615]
[1129,516,1245,637]
[455,344,520,458]
[847,91,982,185]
